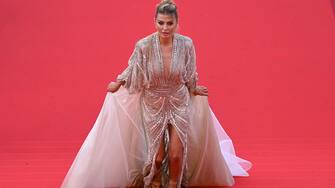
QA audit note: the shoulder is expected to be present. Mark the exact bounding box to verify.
[175,33,194,48]
[134,33,155,50]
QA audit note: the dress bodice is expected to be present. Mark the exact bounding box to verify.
[117,32,198,94]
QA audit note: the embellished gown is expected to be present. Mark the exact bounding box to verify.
[61,32,252,188]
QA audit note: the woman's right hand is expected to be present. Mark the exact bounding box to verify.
[107,81,123,93]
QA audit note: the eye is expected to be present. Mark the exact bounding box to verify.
[158,21,164,25]
[167,22,173,26]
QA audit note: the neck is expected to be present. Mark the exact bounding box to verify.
[158,34,174,46]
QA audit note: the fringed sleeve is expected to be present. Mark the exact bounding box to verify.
[184,39,199,94]
[117,42,145,93]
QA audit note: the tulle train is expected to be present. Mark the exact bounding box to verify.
[61,87,252,188]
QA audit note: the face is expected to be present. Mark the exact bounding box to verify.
[155,13,178,40]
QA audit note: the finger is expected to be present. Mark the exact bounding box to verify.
[200,91,207,96]
[201,92,208,96]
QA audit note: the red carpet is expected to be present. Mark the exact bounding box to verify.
[1,138,335,187]
[1,0,335,187]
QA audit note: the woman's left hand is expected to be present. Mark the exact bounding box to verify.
[193,85,208,96]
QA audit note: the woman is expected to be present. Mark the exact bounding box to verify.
[61,1,252,188]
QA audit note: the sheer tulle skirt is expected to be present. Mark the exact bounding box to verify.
[61,88,252,188]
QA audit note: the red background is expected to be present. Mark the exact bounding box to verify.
[1,0,335,187]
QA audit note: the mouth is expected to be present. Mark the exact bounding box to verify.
[162,32,170,36]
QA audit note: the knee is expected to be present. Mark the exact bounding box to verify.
[168,152,182,164]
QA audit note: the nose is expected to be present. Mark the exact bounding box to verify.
[163,24,168,30]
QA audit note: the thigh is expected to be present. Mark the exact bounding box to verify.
[168,124,183,155]
[156,134,165,162]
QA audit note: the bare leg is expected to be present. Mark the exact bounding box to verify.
[168,124,184,188]
[152,135,165,188]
